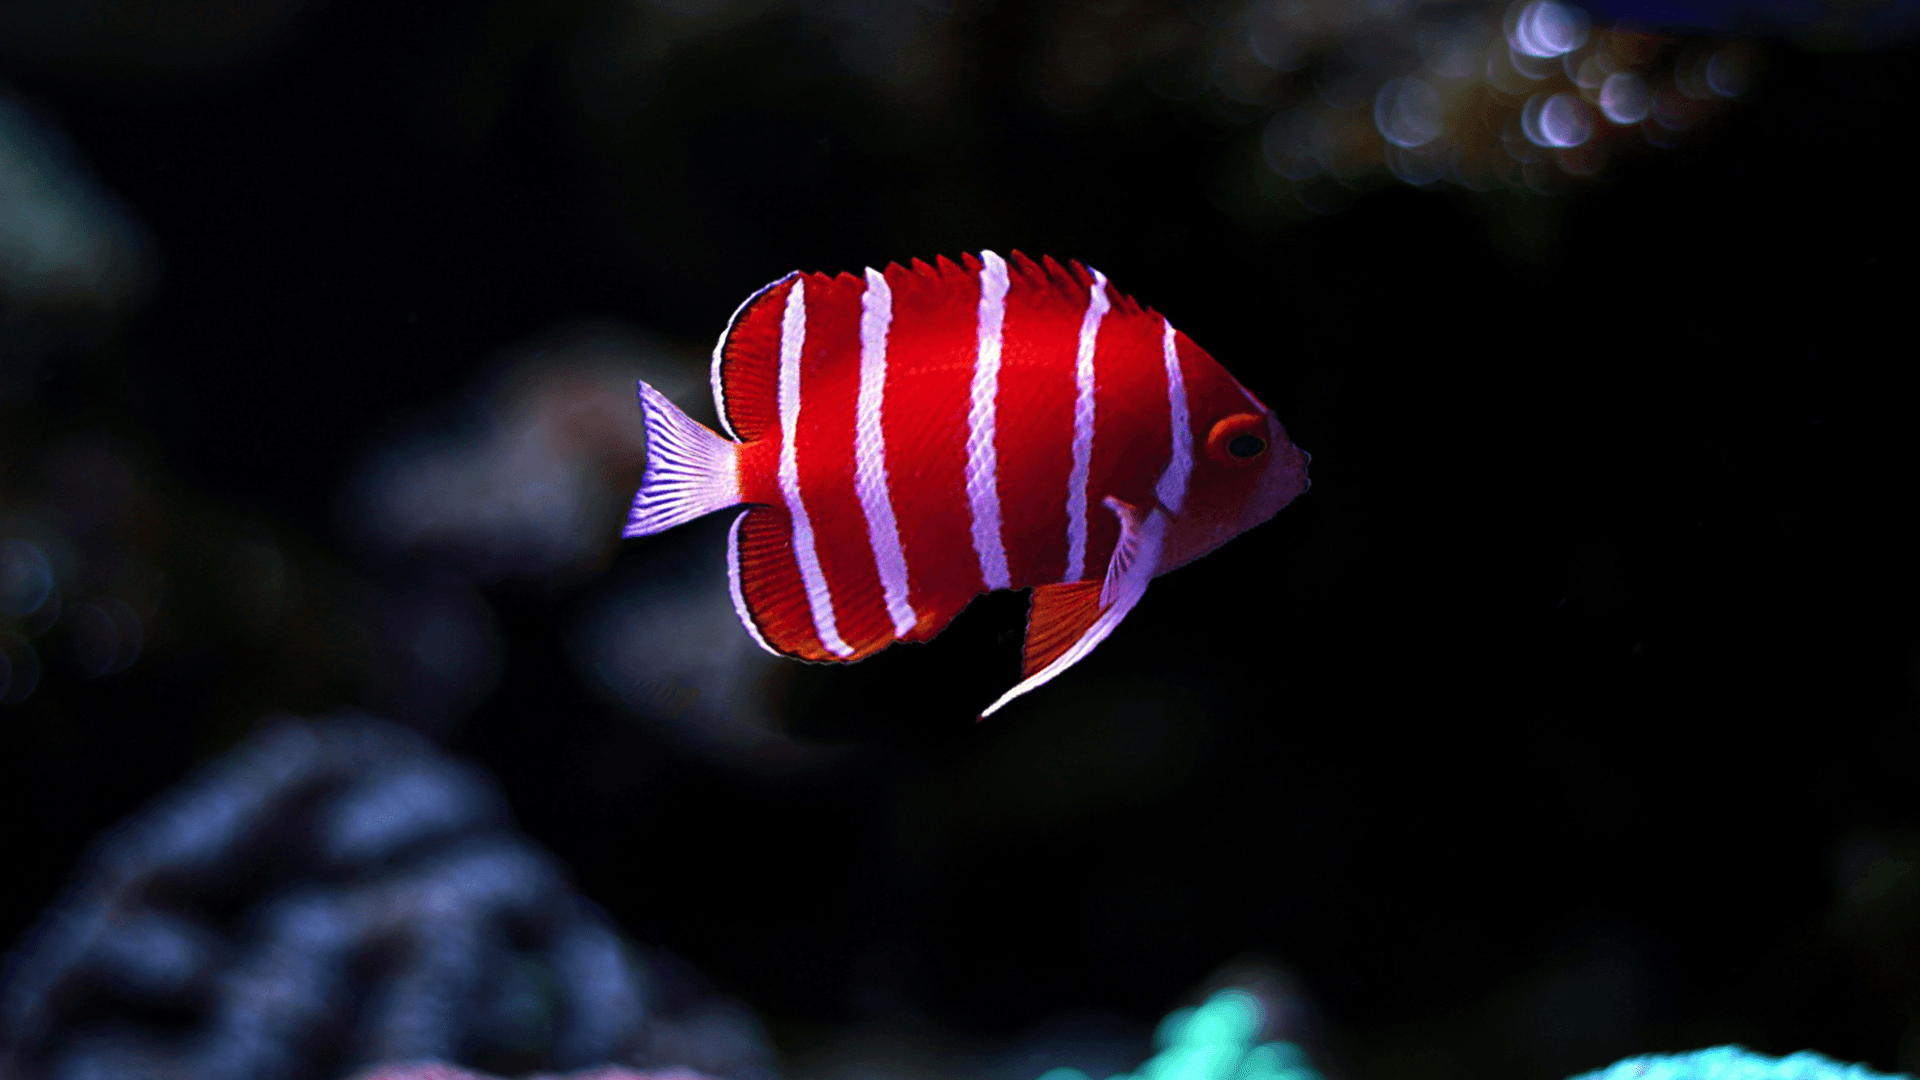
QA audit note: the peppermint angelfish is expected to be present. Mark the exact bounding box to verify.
[625,251,1310,717]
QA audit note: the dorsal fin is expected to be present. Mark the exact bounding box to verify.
[710,272,798,442]
[882,252,1104,297]
[1006,250,1100,305]
[714,257,1135,441]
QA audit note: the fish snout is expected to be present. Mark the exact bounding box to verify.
[1242,415,1308,531]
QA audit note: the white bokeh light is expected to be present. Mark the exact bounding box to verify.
[1706,49,1749,97]
[1510,1,1590,58]
[1522,92,1592,147]
[1599,70,1652,124]
[1374,78,1446,148]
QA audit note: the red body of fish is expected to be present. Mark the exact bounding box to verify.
[626,252,1308,717]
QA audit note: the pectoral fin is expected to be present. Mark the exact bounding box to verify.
[1022,580,1103,679]
[983,497,1167,719]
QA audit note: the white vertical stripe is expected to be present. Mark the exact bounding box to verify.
[1063,269,1109,583]
[965,250,1012,591]
[1154,317,1192,515]
[855,268,918,638]
[777,279,855,659]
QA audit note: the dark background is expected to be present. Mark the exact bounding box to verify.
[3,2,1918,1079]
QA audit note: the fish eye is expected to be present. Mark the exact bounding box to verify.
[1205,413,1269,467]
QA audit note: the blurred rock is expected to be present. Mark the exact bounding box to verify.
[0,96,153,391]
[346,326,698,587]
[371,573,505,735]
[570,513,840,776]
[0,715,781,1080]
[0,439,377,716]
[343,323,839,769]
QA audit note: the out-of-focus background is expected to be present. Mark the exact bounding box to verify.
[3,0,1918,1078]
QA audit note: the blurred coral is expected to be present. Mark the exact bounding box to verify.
[0,715,780,1080]
[353,1064,717,1080]
[1032,991,1912,1080]
[1042,986,1329,1080]
[1568,1046,1913,1080]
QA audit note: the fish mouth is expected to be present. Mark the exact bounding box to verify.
[1241,415,1309,532]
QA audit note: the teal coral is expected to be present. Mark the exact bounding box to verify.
[1037,990,1325,1080]
[1569,1047,1912,1080]
[1037,993,1915,1080]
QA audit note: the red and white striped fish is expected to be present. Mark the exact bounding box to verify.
[626,251,1309,717]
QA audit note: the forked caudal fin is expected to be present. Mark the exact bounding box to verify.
[624,380,743,537]
[982,497,1167,720]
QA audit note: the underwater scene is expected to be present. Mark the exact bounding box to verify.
[3,1,1919,1079]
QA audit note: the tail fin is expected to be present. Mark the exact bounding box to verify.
[624,380,742,537]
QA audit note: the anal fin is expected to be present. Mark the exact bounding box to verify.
[728,505,976,664]
[983,497,1168,719]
